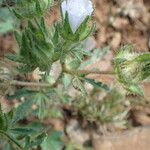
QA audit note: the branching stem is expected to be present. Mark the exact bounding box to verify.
[10,69,115,88]
[10,80,53,88]
[64,68,115,76]
[62,63,115,75]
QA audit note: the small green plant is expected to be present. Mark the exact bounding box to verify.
[0,0,150,149]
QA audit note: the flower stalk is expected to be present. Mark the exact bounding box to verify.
[63,68,115,76]
[9,69,114,88]
[10,80,53,88]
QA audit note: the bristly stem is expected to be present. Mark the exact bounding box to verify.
[10,80,53,88]
[10,69,114,88]
[64,69,115,76]
[62,65,115,75]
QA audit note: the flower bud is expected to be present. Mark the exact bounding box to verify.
[14,0,52,19]
[114,45,150,96]
[60,0,95,42]
[61,0,93,33]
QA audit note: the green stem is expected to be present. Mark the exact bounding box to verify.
[0,130,23,150]
[9,68,114,88]
[8,66,115,88]
[10,80,53,88]
[63,67,115,76]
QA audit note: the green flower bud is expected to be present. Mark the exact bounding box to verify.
[13,0,52,19]
[114,45,150,96]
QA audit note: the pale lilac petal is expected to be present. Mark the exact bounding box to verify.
[61,0,93,33]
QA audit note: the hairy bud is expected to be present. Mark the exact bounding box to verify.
[59,0,95,42]
[114,45,150,96]
[61,0,93,33]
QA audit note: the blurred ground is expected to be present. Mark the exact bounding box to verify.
[93,0,150,51]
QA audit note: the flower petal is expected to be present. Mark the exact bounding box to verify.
[61,0,93,33]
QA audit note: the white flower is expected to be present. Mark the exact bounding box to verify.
[61,0,93,33]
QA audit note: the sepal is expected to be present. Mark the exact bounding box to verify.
[59,13,95,42]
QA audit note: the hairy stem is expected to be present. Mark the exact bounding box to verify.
[9,68,114,88]
[64,68,115,76]
[10,80,53,88]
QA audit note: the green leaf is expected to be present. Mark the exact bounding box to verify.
[41,131,64,150]
[0,104,8,131]
[11,98,35,125]
[30,132,47,147]
[14,30,22,47]
[13,9,24,19]
[24,136,31,149]
[60,12,74,41]
[127,85,144,97]
[68,59,81,70]
[65,144,74,150]
[70,49,83,62]
[40,17,48,34]
[10,128,36,136]
[27,122,44,133]
[8,89,37,100]
[72,77,87,96]
[52,25,59,44]
[5,54,23,63]
[25,132,47,149]
[77,17,96,41]
[33,92,50,119]
[36,0,43,15]
[13,0,52,19]
[62,73,72,90]
[83,77,110,91]
[12,18,54,72]
[49,107,63,118]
